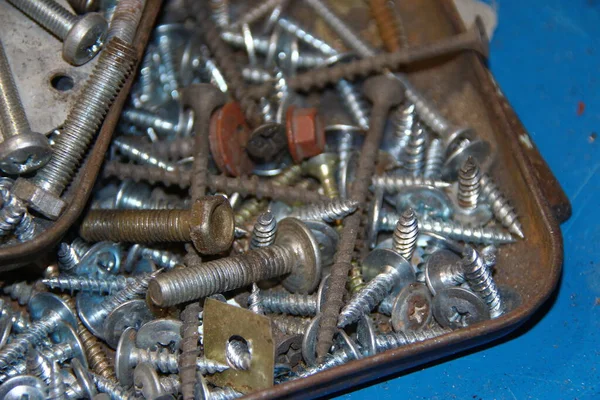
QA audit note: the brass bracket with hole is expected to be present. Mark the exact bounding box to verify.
[203,298,275,394]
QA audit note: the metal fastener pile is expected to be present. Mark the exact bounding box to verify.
[0,0,525,399]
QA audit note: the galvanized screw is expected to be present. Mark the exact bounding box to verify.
[42,275,133,295]
[462,245,504,318]
[7,0,107,65]
[121,107,194,138]
[288,198,359,223]
[133,363,180,399]
[112,136,178,172]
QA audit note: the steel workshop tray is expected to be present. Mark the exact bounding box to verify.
[244,0,568,398]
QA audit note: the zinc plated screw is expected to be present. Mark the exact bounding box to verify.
[7,0,107,65]
[402,124,428,175]
[374,325,450,352]
[120,108,194,138]
[229,0,282,30]
[423,137,445,179]
[92,374,137,400]
[61,359,97,400]
[0,40,51,175]
[125,244,184,271]
[249,211,277,250]
[80,196,234,255]
[196,374,242,400]
[371,173,450,191]
[133,363,180,400]
[386,103,416,161]
[260,291,318,317]
[288,199,359,223]
[13,38,137,220]
[148,218,322,307]
[112,137,177,172]
[0,188,37,241]
[480,173,524,239]
[47,361,66,400]
[0,375,46,400]
[3,281,37,306]
[462,246,504,318]
[42,275,133,294]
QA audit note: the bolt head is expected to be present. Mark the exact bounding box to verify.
[362,75,405,106]
[286,106,325,163]
[12,178,66,220]
[189,195,235,254]
[0,132,52,175]
[64,13,107,66]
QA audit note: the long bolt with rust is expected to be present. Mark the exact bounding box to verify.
[80,196,234,255]
[317,75,405,360]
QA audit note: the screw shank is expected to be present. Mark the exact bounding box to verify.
[0,39,30,138]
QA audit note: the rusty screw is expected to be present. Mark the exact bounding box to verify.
[80,196,234,255]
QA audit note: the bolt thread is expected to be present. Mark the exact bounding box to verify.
[226,339,251,370]
[347,265,365,294]
[139,246,183,270]
[381,213,515,244]
[31,38,137,195]
[462,246,504,318]
[7,0,77,41]
[277,17,338,56]
[42,275,132,294]
[250,211,277,249]
[0,38,32,137]
[480,173,524,238]
[271,315,311,336]
[3,281,36,305]
[372,174,450,192]
[248,283,264,314]
[230,0,282,29]
[92,374,136,400]
[180,302,200,400]
[338,267,402,327]
[392,208,418,260]
[0,311,63,369]
[26,349,52,385]
[81,208,191,244]
[369,0,402,53]
[0,188,26,238]
[337,78,372,130]
[100,273,154,313]
[289,199,359,223]
[149,245,295,306]
[210,0,230,27]
[423,138,445,179]
[106,0,143,45]
[375,326,450,352]
[113,137,176,171]
[47,361,67,400]
[260,290,317,316]
[458,157,482,210]
[389,102,416,159]
[403,124,427,175]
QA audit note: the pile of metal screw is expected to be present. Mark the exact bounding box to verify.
[0,0,525,398]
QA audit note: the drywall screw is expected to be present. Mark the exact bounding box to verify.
[317,75,405,360]
[102,162,330,203]
[0,40,51,174]
[260,291,318,317]
[115,328,228,387]
[462,246,504,318]
[13,38,137,220]
[92,374,137,400]
[7,0,107,65]
[423,137,445,179]
[80,196,234,254]
[374,325,450,352]
[133,363,180,399]
[112,137,177,171]
[271,315,312,336]
[179,302,200,400]
[304,153,340,199]
[338,209,418,327]
[3,281,37,306]
[106,0,144,45]
[42,275,133,294]
[480,173,524,239]
[125,244,184,271]
[120,108,194,138]
[402,124,428,175]
[371,174,451,191]
[148,218,321,307]
[0,293,76,370]
[288,199,359,222]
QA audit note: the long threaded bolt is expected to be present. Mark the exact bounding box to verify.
[80,196,234,254]
[375,326,451,352]
[14,38,136,220]
[179,302,201,400]
[289,199,359,222]
[112,137,177,171]
[7,0,107,65]
[338,209,418,327]
[259,290,318,316]
[480,173,524,239]
[462,246,504,318]
[423,138,445,179]
[0,39,51,174]
[372,173,450,191]
[458,157,482,210]
[250,211,277,250]
[42,275,134,294]
[379,211,515,244]
[402,124,428,175]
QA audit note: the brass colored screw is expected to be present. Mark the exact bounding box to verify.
[80,196,234,255]
[304,153,339,199]
[369,0,403,53]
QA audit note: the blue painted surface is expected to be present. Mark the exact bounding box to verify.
[338,1,600,399]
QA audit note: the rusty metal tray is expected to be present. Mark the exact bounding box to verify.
[245,0,568,398]
[0,0,163,270]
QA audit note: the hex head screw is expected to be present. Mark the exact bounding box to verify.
[7,0,107,65]
[0,39,51,175]
[12,37,137,220]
